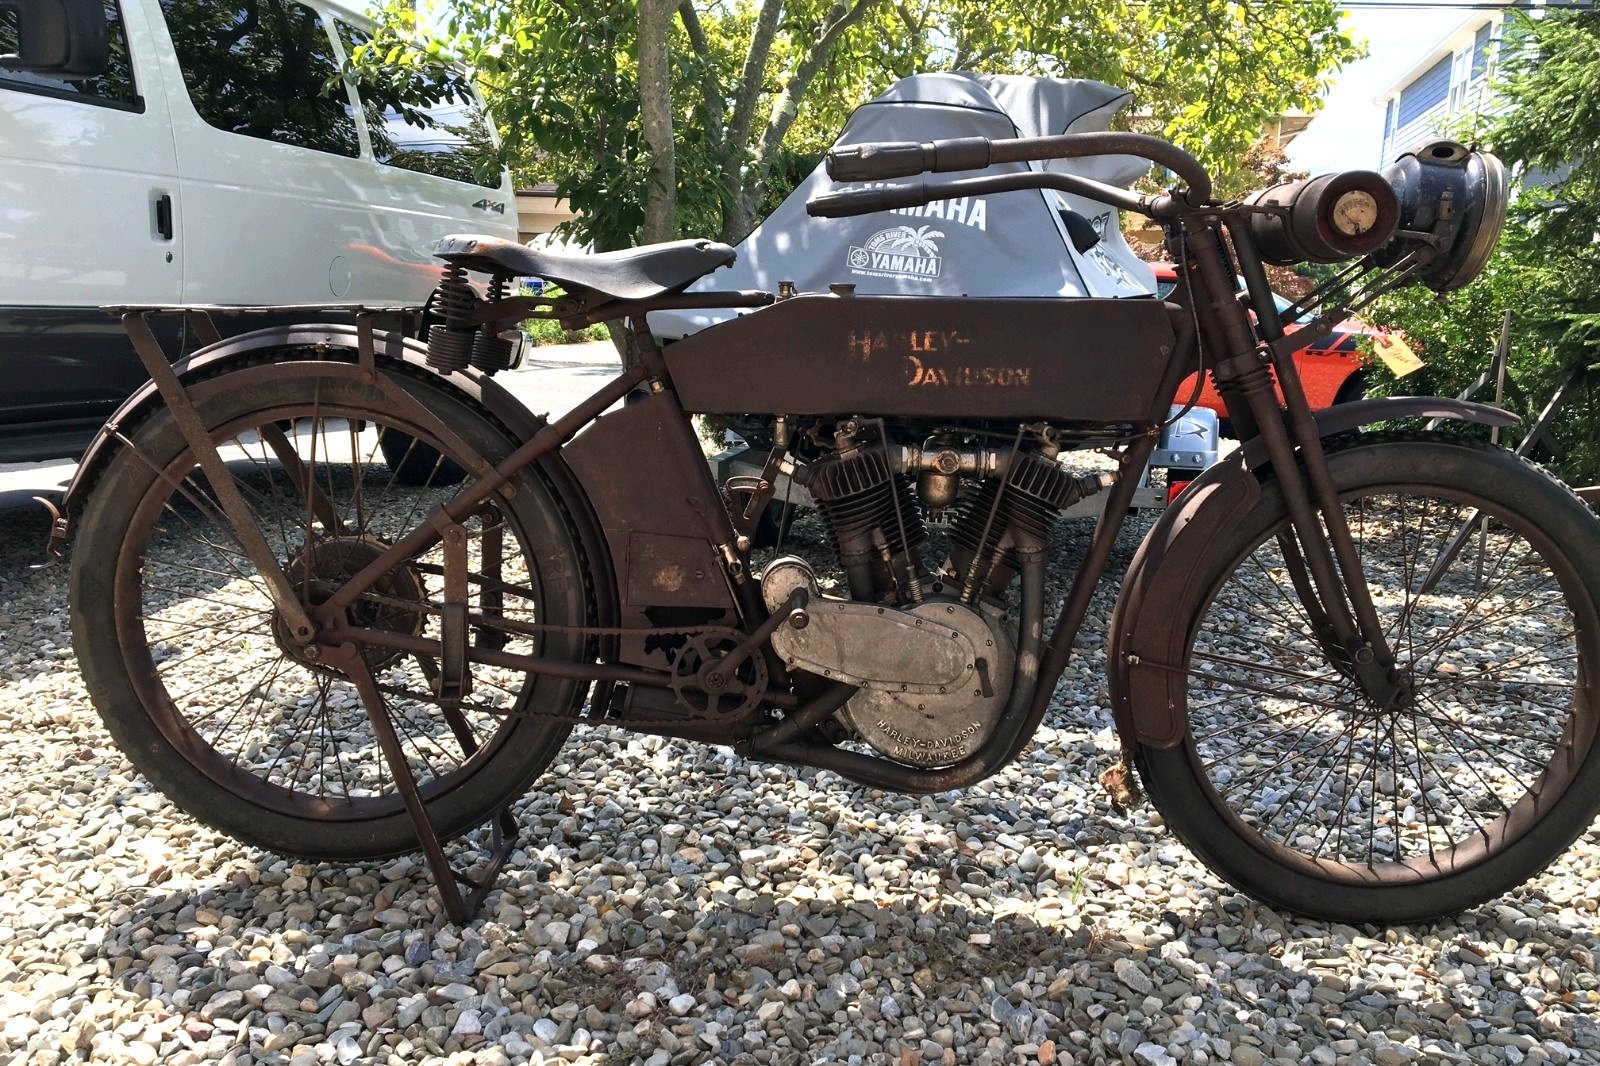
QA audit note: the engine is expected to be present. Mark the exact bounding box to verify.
[950,450,1110,598]
[768,420,1107,768]
[801,428,927,601]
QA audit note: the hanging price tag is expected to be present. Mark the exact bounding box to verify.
[1371,334,1424,378]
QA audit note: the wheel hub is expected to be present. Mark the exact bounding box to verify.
[272,535,427,668]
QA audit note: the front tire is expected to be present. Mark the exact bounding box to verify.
[1139,435,1600,923]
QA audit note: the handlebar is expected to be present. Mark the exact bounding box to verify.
[807,170,1161,221]
[825,131,1213,204]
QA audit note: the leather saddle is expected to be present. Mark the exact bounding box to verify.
[435,234,737,302]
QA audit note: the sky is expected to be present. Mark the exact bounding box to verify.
[1287,1,1480,175]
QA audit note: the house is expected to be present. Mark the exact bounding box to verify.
[1376,10,1506,164]
[515,182,578,244]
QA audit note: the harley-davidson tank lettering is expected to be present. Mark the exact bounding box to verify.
[55,124,1600,926]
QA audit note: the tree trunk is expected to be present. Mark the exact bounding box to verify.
[721,189,760,246]
[741,0,888,225]
[638,0,677,244]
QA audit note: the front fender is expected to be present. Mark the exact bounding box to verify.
[1240,395,1516,468]
[1108,394,1517,751]
[58,322,617,628]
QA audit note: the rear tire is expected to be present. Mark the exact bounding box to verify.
[70,358,590,860]
[377,429,468,487]
[1138,435,1600,922]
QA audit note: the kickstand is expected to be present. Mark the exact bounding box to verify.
[334,643,520,924]
[449,808,522,921]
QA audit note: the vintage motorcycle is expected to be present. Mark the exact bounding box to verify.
[53,131,1600,926]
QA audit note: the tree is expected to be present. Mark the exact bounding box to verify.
[351,0,1359,250]
[1361,9,1600,481]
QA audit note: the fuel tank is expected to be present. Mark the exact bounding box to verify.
[662,293,1183,422]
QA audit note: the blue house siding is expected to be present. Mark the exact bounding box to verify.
[1379,16,1509,165]
[1397,56,1452,127]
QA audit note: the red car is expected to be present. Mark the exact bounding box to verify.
[1152,263,1373,418]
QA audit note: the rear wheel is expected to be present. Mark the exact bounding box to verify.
[1140,435,1600,922]
[70,359,591,860]
[377,429,468,487]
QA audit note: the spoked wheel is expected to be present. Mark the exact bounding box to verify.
[1139,434,1600,922]
[70,359,591,860]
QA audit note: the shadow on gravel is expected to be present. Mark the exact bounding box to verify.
[0,492,54,567]
[74,776,1600,1066]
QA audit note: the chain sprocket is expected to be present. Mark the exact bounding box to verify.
[354,607,774,727]
[667,628,769,719]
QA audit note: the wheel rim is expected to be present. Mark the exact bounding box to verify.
[114,398,550,823]
[1183,483,1599,885]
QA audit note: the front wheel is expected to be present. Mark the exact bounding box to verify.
[1139,434,1600,923]
[1331,370,1366,407]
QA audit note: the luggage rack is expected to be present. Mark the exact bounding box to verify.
[101,302,425,346]
[94,301,519,924]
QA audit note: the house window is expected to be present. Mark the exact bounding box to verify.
[1383,99,1396,147]
[1472,22,1493,79]
[157,0,361,157]
[1449,49,1472,110]
[1397,55,1451,128]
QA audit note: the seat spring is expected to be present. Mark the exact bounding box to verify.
[470,274,515,374]
[436,263,479,326]
[427,263,479,372]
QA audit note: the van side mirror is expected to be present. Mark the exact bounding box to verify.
[0,0,108,78]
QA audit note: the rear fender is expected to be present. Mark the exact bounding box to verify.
[59,323,617,629]
[1109,395,1516,750]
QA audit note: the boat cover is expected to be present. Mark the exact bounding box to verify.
[648,72,1158,339]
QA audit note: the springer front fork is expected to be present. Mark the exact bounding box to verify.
[1183,220,1405,707]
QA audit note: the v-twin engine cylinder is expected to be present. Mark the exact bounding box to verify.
[799,444,925,599]
[762,558,1015,767]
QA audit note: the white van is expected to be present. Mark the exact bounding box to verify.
[0,0,518,461]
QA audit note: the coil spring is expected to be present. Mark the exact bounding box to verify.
[470,274,515,373]
[427,263,479,372]
[436,263,478,322]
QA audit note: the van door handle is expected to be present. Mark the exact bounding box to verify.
[153,193,173,241]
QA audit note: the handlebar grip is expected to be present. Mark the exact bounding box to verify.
[806,182,931,218]
[825,142,934,181]
[825,136,994,181]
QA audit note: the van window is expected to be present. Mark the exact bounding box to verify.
[0,0,139,108]
[337,22,499,189]
[157,0,358,157]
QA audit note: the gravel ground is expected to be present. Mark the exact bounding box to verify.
[2,475,1600,1066]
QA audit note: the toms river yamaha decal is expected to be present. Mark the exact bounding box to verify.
[846,194,989,283]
